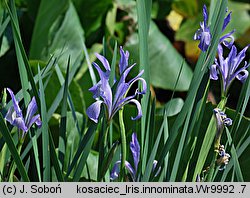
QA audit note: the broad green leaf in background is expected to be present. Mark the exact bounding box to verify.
[30,1,85,71]
[172,0,199,17]
[126,21,193,91]
[72,0,113,39]
[30,0,68,59]
[156,98,184,116]
[225,1,250,40]
[47,2,85,71]
[151,0,172,20]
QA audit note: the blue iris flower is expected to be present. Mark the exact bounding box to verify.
[86,47,147,123]
[194,5,212,52]
[194,5,235,51]
[210,44,249,95]
[110,133,160,181]
[5,88,41,136]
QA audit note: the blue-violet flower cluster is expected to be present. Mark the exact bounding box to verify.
[110,133,160,181]
[86,47,147,123]
[214,108,232,133]
[194,5,211,52]
[194,5,234,51]
[216,145,230,170]
[210,44,249,95]
[5,88,41,136]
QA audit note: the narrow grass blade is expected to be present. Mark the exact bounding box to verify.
[55,64,82,134]
[5,0,40,106]
[99,141,119,180]
[225,128,244,181]
[47,56,81,119]
[58,57,70,170]
[38,66,50,181]
[221,125,250,181]
[83,41,97,85]
[110,41,117,86]
[0,114,29,181]
[141,96,153,174]
[97,119,107,181]
[141,109,164,182]
[0,16,10,37]
[136,0,152,157]
[49,129,64,181]
[72,122,97,181]
[29,129,41,181]
[65,122,97,180]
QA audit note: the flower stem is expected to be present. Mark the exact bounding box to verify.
[207,98,227,181]
[119,108,126,181]
[8,137,23,181]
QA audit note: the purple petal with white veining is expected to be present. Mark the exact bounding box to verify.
[7,88,23,117]
[110,160,136,181]
[25,97,38,125]
[202,5,208,25]
[130,133,140,171]
[125,161,136,180]
[86,101,103,123]
[92,62,112,116]
[5,106,15,125]
[210,64,219,80]
[222,11,232,31]
[119,46,130,74]
[26,114,41,129]
[197,28,211,52]
[13,117,28,132]
[89,81,102,99]
[127,99,142,120]
[95,53,111,71]
[194,5,211,52]
[110,161,121,180]
[236,69,249,83]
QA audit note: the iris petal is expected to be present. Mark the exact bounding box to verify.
[89,81,102,99]
[236,69,249,83]
[220,30,235,49]
[127,99,142,120]
[125,161,136,180]
[210,64,219,80]
[5,106,15,124]
[7,88,23,117]
[13,117,28,132]
[25,97,38,125]
[194,5,211,52]
[26,114,42,129]
[5,88,41,133]
[110,161,121,180]
[222,11,232,31]
[130,133,140,171]
[95,53,111,71]
[92,63,112,116]
[202,5,208,25]
[119,46,130,74]
[86,101,103,123]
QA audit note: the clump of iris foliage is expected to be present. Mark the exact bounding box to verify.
[0,0,249,182]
